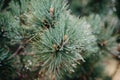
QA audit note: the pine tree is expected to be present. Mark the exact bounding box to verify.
[0,0,118,80]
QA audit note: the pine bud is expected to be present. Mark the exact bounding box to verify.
[117,44,120,52]
[101,40,107,46]
[50,7,54,16]
[53,44,58,50]
[44,26,49,29]
[63,35,67,41]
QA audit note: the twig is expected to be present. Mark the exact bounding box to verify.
[8,43,23,59]
[112,61,120,79]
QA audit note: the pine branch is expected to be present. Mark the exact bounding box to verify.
[8,43,24,59]
[32,13,98,79]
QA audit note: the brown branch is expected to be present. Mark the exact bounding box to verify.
[112,61,120,79]
[8,43,23,59]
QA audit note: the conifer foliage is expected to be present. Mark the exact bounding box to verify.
[0,0,117,80]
